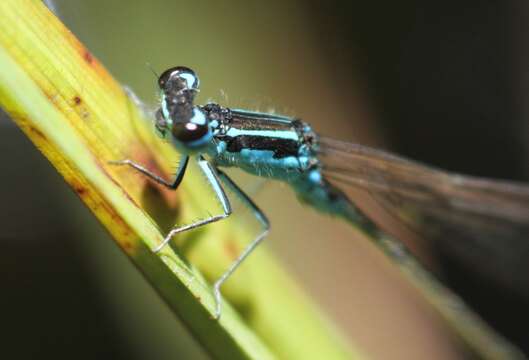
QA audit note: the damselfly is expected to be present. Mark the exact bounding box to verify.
[110,66,529,350]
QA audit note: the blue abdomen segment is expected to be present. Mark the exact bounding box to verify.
[293,168,373,229]
[293,169,342,213]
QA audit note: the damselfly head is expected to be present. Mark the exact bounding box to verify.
[158,66,199,121]
[158,66,199,94]
[156,66,213,152]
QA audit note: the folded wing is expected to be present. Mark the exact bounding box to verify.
[319,137,529,297]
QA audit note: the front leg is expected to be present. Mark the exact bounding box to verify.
[109,155,189,189]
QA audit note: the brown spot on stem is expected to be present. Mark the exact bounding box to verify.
[121,241,133,252]
[41,90,56,103]
[83,50,94,65]
[74,186,87,196]
[73,96,82,105]
[29,126,47,141]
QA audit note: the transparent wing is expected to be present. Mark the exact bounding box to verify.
[318,137,529,298]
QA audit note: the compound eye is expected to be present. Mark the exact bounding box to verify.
[158,66,199,92]
[172,122,209,143]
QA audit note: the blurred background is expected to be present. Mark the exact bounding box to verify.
[1,0,528,358]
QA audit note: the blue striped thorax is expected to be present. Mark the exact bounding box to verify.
[200,104,322,184]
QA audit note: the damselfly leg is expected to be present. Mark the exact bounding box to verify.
[109,155,268,318]
[108,155,189,189]
[214,169,270,318]
[154,156,232,254]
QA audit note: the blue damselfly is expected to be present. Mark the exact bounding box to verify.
[111,66,529,356]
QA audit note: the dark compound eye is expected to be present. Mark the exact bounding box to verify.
[158,66,199,92]
[172,121,209,143]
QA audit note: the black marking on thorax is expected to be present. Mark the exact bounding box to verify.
[226,109,302,158]
[226,135,300,158]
